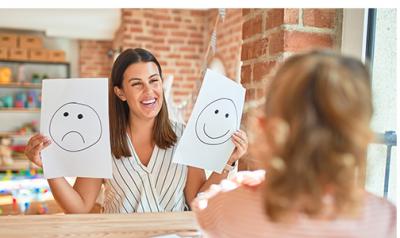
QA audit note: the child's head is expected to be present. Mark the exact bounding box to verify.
[109,48,176,158]
[254,50,373,221]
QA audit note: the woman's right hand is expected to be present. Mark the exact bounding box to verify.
[25,134,52,168]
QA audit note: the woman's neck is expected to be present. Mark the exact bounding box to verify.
[128,114,155,144]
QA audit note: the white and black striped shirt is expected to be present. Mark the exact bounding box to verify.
[103,121,188,213]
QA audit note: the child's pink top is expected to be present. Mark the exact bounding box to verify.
[193,170,396,238]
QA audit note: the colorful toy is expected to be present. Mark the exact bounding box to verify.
[0,136,13,166]
[0,67,12,83]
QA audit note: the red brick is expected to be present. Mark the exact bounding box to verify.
[149,30,167,36]
[241,41,253,61]
[253,61,277,82]
[190,11,205,17]
[242,9,251,16]
[241,64,252,84]
[284,31,333,52]
[284,9,299,24]
[153,38,164,44]
[179,47,196,52]
[245,88,257,102]
[190,33,203,39]
[176,61,191,67]
[184,54,200,60]
[303,9,336,28]
[168,39,185,44]
[266,9,284,30]
[122,10,132,17]
[253,37,269,58]
[129,27,143,33]
[125,19,142,25]
[162,23,179,29]
[188,40,203,45]
[268,30,284,55]
[171,31,188,37]
[242,14,262,40]
[152,14,171,21]
[167,54,181,59]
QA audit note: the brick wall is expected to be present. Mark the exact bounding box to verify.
[240,8,342,170]
[206,9,243,81]
[78,9,243,122]
[78,40,113,78]
[113,9,207,104]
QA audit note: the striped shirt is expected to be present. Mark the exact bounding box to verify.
[193,170,396,238]
[102,121,188,213]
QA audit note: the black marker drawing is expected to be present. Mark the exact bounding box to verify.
[49,102,102,152]
[195,98,238,145]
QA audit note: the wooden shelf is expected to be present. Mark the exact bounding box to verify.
[0,59,69,66]
[0,108,40,112]
[0,132,34,137]
[0,159,35,172]
[0,82,41,89]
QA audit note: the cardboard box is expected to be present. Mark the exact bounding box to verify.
[47,50,65,62]
[8,48,28,61]
[18,35,43,49]
[0,47,8,59]
[0,33,18,48]
[29,49,48,61]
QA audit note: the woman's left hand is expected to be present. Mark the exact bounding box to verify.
[227,130,248,165]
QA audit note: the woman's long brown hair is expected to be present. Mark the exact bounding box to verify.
[109,48,177,159]
[262,50,373,221]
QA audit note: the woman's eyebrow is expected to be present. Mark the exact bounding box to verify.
[148,73,159,78]
[128,77,141,82]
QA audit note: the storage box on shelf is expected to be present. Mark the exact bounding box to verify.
[0,48,7,60]
[18,35,43,49]
[28,49,48,62]
[0,33,18,48]
[47,50,66,62]
[8,48,28,61]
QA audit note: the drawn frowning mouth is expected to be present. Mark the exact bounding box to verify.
[203,123,230,139]
[61,131,86,144]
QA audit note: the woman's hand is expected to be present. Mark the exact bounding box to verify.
[24,134,52,168]
[227,130,248,165]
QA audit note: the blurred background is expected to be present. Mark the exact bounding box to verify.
[0,8,396,215]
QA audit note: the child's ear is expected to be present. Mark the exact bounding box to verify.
[114,87,127,101]
[267,118,289,147]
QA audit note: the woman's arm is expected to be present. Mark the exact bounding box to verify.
[25,134,104,213]
[184,130,248,205]
[48,177,103,214]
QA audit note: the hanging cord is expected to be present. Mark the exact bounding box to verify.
[176,9,226,111]
[200,8,225,78]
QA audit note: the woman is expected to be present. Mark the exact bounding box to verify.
[193,50,396,237]
[25,48,248,213]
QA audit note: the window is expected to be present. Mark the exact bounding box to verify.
[342,8,397,203]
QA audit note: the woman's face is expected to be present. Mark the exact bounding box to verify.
[115,62,163,121]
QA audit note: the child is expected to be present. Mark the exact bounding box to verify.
[193,50,396,237]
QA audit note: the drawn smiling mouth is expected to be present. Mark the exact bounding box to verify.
[203,124,230,139]
[61,131,86,144]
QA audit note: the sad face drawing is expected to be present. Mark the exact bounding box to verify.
[49,102,102,152]
[195,98,238,145]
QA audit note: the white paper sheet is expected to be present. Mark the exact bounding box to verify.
[40,78,112,179]
[173,69,246,173]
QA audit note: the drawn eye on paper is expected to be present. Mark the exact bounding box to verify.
[195,98,238,145]
[49,102,102,152]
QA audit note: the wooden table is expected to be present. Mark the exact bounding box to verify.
[0,212,201,238]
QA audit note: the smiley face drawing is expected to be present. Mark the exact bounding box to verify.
[195,98,238,145]
[49,102,102,152]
